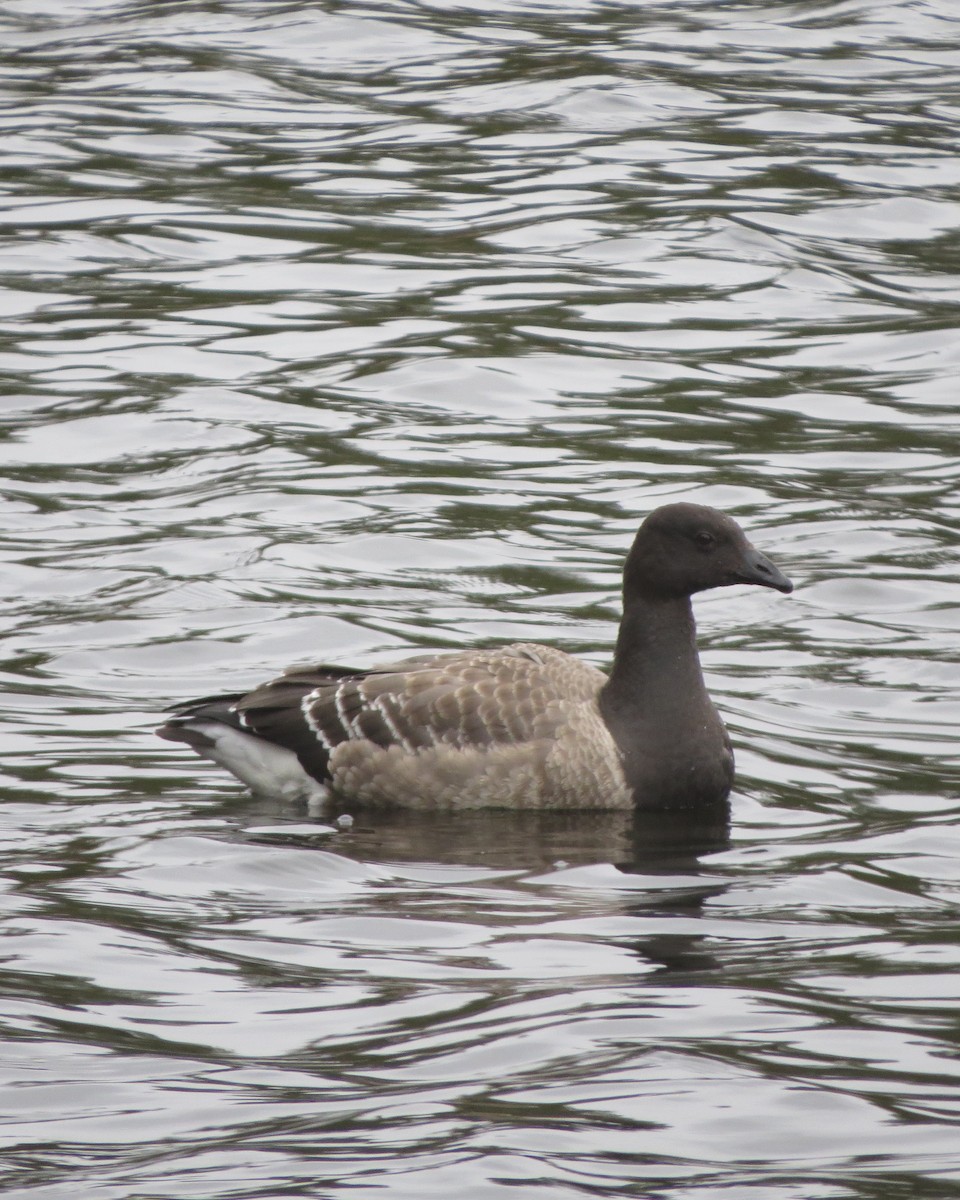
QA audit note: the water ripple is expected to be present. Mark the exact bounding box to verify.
[2,0,960,1196]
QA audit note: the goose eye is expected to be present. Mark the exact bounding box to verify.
[695,530,716,550]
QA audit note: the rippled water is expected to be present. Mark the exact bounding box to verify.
[3,1,960,1196]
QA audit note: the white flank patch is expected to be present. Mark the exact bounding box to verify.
[183,720,328,803]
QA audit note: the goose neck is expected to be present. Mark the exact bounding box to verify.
[604,594,707,715]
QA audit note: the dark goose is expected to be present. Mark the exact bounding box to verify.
[157,503,792,810]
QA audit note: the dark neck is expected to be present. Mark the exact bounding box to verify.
[603,594,708,717]
[599,593,731,808]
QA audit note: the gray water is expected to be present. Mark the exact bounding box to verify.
[2,1,960,1196]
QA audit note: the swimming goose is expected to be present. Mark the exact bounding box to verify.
[157,503,792,810]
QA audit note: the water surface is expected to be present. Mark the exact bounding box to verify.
[2,1,960,1197]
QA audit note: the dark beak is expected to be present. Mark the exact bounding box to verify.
[736,546,793,594]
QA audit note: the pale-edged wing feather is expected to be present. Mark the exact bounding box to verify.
[233,644,605,778]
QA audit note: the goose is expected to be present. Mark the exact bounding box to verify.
[157,503,792,810]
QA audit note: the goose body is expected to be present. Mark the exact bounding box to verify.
[158,503,792,810]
